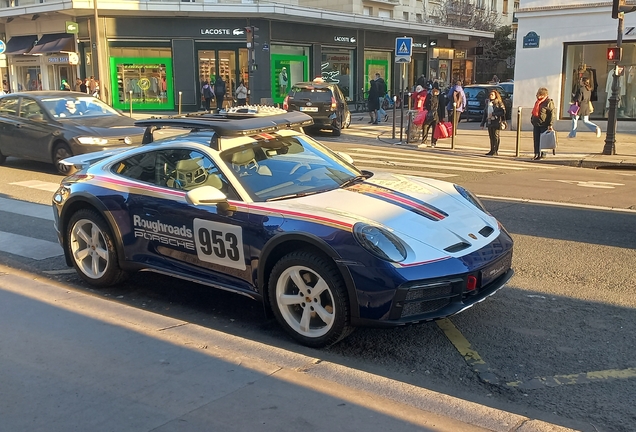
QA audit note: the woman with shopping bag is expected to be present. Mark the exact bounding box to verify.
[480,89,506,156]
[568,77,601,139]
[530,87,555,160]
[421,83,446,148]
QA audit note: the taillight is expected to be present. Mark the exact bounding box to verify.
[466,275,477,291]
[331,96,337,110]
[283,96,289,110]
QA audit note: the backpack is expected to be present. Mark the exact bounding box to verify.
[202,85,213,99]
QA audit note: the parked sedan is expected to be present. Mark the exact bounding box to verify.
[53,107,514,348]
[0,91,145,174]
[460,84,513,122]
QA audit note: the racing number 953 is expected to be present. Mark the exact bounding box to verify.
[193,219,246,270]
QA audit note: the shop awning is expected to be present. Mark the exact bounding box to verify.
[29,33,75,55]
[4,35,38,54]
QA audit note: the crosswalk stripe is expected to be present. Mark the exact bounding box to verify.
[357,165,458,178]
[0,197,54,221]
[10,180,61,192]
[353,153,526,171]
[353,158,492,173]
[0,231,63,260]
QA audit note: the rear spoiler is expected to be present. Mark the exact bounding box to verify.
[60,148,130,171]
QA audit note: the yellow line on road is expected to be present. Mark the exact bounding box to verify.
[436,318,485,366]
[507,368,636,389]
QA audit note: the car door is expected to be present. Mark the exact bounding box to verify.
[15,97,56,162]
[0,97,26,158]
[113,147,257,293]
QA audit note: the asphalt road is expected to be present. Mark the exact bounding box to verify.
[0,142,635,432]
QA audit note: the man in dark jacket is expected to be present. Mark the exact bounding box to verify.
[214,76,226,111]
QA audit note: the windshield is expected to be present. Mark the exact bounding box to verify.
[289,88,332,102]
[220,133,360,201]
[40,96,121,119]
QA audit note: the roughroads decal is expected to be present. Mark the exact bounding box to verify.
[193,218,246,270]
[133,215,195,250]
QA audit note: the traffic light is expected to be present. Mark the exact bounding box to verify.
[607,47,622,61]
[245,26,253,47]
[612,0,625,19]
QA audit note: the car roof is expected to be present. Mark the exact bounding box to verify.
[465,84,505,89]
[0,91,90,99]
[291,82,338,90]
[135,106,314,151]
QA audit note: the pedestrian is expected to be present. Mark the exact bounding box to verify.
[74,79,83,92]
[236,80,248,106]
[214,76,226,110]
[79,79,87,94]
[416,74,427,88]
[375,73,388,123]
[2,80,9,93]
[367,78,380,124]
[446,80,466,135]
[201,80,213,112]
[568,77,601,139]
[279,67,288,97]
[412,85,426,111]
[60,79,71,91]
[421,83,445,148]
[490,75,500,84]
[92,81,100,98]
[88,76,97,95]
[530,87,555,160]
[480,89,506,156]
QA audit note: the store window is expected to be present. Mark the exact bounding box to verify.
[363,51,391,96]
[198,49,248,108]
[321,49,354,101]
[109,47,172,110]
[270,45,310,104]
[563,43,636,120]
[15,65,42,92]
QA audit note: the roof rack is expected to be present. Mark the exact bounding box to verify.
[135,106,314,141]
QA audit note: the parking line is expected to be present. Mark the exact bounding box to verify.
[0,197,54,221]
[435,318,499,384]
[507,368,636,390]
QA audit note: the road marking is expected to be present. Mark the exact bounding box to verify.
[539,179,625,189]
[0,231,63,260]
[478,194,636,213]
[10,180,61,192]
[0,197,54,221]
[507,368,636,390]
[436,319,499,384]
[356,165,458,178]
[353,157,493,173]
[353,153,526,171]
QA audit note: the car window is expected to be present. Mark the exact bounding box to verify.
[41,96,120,118]
[464,88,487,100]
[113,149,237,198]
[0,97,19,117]
[289,88,333,102]
[19,98,45,120]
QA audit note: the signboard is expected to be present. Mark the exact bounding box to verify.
[395,36,413,63]
[66,21,79,34]
[68,52,79,65]
[0,40,5,54]
[523,31,540,49]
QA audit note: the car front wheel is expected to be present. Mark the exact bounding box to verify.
[67,209,128,287]
[269,250,352,347]
[53,143,73,175]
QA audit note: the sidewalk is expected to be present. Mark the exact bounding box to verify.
[0,264,583,432]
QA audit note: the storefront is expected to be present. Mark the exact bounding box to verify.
[515,1,636,120]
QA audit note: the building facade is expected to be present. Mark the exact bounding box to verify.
[515,0,636,120]
[0,0,495,111]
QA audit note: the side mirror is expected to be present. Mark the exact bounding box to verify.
[185,186,227,206]
[336,151,354,165]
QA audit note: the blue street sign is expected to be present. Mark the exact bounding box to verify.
[395,37,413,58]
[0,40,6,55]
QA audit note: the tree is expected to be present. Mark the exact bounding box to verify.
[429,0,501,31]
[475,25,516,83]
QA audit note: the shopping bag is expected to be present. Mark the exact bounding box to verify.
[568,103,580,116]
[588,100,594,114]
[443,121,453,136]
[413,110,427,126]
[539,130,557,150]
[433,122,449,139]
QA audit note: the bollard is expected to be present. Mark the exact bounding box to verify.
[129,90,133,117]
[451,102,457,150]
[392,95,397,140]
[515,107,522,157]
[178,91,182,115]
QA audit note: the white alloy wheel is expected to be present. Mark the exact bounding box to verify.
[70,218,110,279]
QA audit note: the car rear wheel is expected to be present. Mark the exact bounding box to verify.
[332,117,342,136]
[53,143,73,175]
[0,149,6,165]
[67,209,128,287]
[344,112,351,129]
[269,250,352,347]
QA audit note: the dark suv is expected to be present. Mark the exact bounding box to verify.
[283,80,351,136]
[460,84,513,122]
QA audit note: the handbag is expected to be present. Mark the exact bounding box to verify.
[413,110,427,126]
[539,130,557,150]
[500,120,508,130]
[588,100,594,114]
[433,122,449,139]
[568,103,580,116]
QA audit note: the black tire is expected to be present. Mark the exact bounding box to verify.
[332,118,342,137]
[0,149,6,165]
[53,142,73,175]
[268,250,353,347]
[344,112,351,129]
[67,209,128,287]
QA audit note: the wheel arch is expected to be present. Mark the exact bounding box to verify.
[257,233,359,320]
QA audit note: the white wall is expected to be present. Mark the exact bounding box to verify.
[514,5,636,115]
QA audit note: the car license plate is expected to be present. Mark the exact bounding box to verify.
[480,253,512,287]
[300,107,318,112]
[467,101,480,107]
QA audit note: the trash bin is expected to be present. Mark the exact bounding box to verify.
[405,110,422,143]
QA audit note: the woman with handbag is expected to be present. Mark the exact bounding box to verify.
[568,77,601,139]
[420,83,445,148]
[530,87,555,160]
[480,89,506,156]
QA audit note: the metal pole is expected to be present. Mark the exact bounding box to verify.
[451,102,457,149]
[392,95,397,140]
[515,107,522,157]
[178,91,182,115]
[604,13,624,155]
[399,63,405,143]
[129,90,133,117]
[93,0,107,103]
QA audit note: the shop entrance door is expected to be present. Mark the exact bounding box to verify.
[47,65,75,91]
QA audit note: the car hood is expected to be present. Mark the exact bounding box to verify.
[60,116,143,136]
[263,172,499,264]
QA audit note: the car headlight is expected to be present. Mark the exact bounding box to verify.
[454,184,488,213]
[353,223,407,263]
[77,136,109,145]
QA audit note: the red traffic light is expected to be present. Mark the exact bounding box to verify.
[607,47,622,61]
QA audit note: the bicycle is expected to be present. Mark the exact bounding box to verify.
[354,92,368,113]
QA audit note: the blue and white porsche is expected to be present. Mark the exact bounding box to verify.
[53,108,513,347]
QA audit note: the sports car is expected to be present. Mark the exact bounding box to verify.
[52,107,514,347]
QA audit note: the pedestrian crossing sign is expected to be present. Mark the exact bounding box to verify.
[395,37,413,63]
